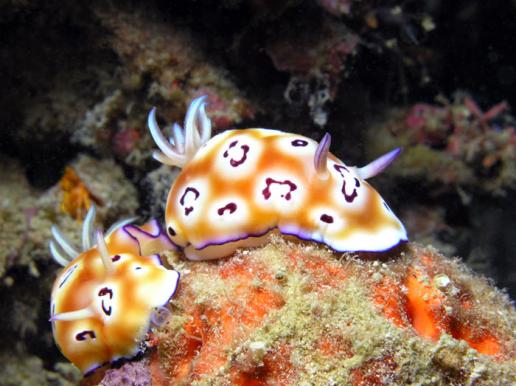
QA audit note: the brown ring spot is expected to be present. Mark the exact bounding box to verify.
[76,330,96,341]
[320,214,334,223]
[217,202,238,215]
[291,139,308,147]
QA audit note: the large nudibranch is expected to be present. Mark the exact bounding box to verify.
[49,206,180,374]
[149,97,408,260]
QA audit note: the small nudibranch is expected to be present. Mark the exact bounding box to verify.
[149,97,408,260]
[49,206,179,374]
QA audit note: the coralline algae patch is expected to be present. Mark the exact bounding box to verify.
[148,236,515,385]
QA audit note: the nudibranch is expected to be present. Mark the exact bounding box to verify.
[149,96,408,260]
[49,206,179,374]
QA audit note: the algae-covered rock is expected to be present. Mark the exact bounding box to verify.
[90,235,515,385]
[65,5,255,167]
[0,156,38,278]
[0,154,139,384]
[366,97,516,195]
[0,154,138,280]
[364,99,516,295]
[0,353,80,386]
[140,164,180,219]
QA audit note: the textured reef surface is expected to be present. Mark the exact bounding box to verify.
[1,0,516,384]
[82,236,515,385]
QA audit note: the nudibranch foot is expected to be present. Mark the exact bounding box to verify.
[122,218,177,256]
[150,96,408,261]
[49,206,179,374]
[185,232,272,261]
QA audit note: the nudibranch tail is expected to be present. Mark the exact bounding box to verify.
[148,95,212,168]
[357,147,402,180]
[123,219,176,256]
[314,132,331,176]
[105,216,138,237]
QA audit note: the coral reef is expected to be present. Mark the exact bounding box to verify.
[140,165,180,219]
[89,236,514,384]
[267,16,358,126]
[0,156,38,279]
[367,94,516,195]
[0,154,138,384]
[69,6,255,167]
[364,94,516,292]
[10,4,255,170]
[93,359,152,386]
[0,154,138,279]
[1,0,516,383]
[0,353,81,386]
